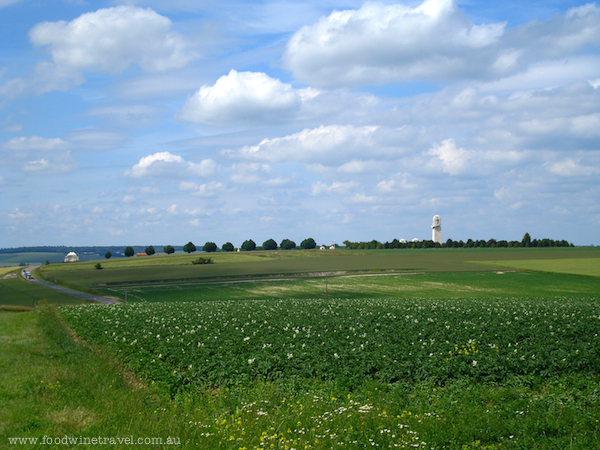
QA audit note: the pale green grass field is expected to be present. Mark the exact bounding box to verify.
[476,257,600,277]
[0,267,18,277]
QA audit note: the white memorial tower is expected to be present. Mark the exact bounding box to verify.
[432,215,442,244]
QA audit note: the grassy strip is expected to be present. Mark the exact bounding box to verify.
[2,308,600,449]
[0,308,187,448]
[475,258,600,277]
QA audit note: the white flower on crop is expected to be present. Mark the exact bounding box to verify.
[334,353,340,359]
[248,358,255,365]
[287,353,293,359]
[243,337,250,342]
[472,360,477,367]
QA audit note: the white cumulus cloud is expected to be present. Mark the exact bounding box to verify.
[29,6,196,74]
[284,0,600,88]
[125,151,217,178]
[179,70,317,125]
[427,139,471,175]
[236,124,380,164]
[284,0,506,87]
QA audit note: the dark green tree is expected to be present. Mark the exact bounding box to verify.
[203,242,218,253]
[124,246,134,257]
[301,238,317,249]
[263,238,277,250]
[163,245,175,255]
[522,232,531,247]
[241,239,256,251]
[280,239,296,250]
[183,242,197,254]
[104,251,112,259]
[222,242,235,252]
[145,246,155,256]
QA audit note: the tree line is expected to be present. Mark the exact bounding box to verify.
[116,238,320,257]
[343,233,573,250]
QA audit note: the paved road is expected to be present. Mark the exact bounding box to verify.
[22,266,119,305]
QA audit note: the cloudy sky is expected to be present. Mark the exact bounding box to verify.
[1,0,599,248]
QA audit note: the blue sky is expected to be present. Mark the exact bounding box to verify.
[1,0,599,248]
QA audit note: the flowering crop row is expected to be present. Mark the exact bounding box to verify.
[59,297,600,391]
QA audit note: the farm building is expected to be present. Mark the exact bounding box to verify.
[64,252,79,262]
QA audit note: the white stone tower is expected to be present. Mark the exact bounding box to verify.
[432,215,442,244]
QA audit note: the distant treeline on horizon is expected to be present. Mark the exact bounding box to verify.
[0,245,183,255]
[0,234,575,254]
[343,233,573,250]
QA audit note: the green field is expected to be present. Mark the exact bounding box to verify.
[0,252,65,267]
[97,270,600,303]
[0,267,18,277]
[0,269,85,307]
[3,247,600,449]
[37,247,600,293]
[477,257,600,277]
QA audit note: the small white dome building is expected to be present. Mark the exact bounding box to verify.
[64,252,79,263]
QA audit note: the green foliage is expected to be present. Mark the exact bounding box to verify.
[104,251,112,259]
[191,256,214,265]
[183,242,197,254]
[280,238,296,250]
[344,235,572,249]
[124,246,134,257]
[300,237,316,249]
[221,242,235,252]
[9,310,600,449]
[203,242,217,253]
[163,245,175,255]
[60,296,600,391]
[145,246,155,256]
[241,239,256,251]
[262,239,277,250]
[94,263,102,270]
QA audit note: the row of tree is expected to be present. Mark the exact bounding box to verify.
[112,233,572,257]
[182,238,318,253]
[114,238,320,257]
[343,233,573,250]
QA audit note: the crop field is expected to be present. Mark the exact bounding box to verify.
[37,247,600,292]
[98,271,600,303]
[58,294,600,448]
[60,297,600,388]
[4,247,600,449]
